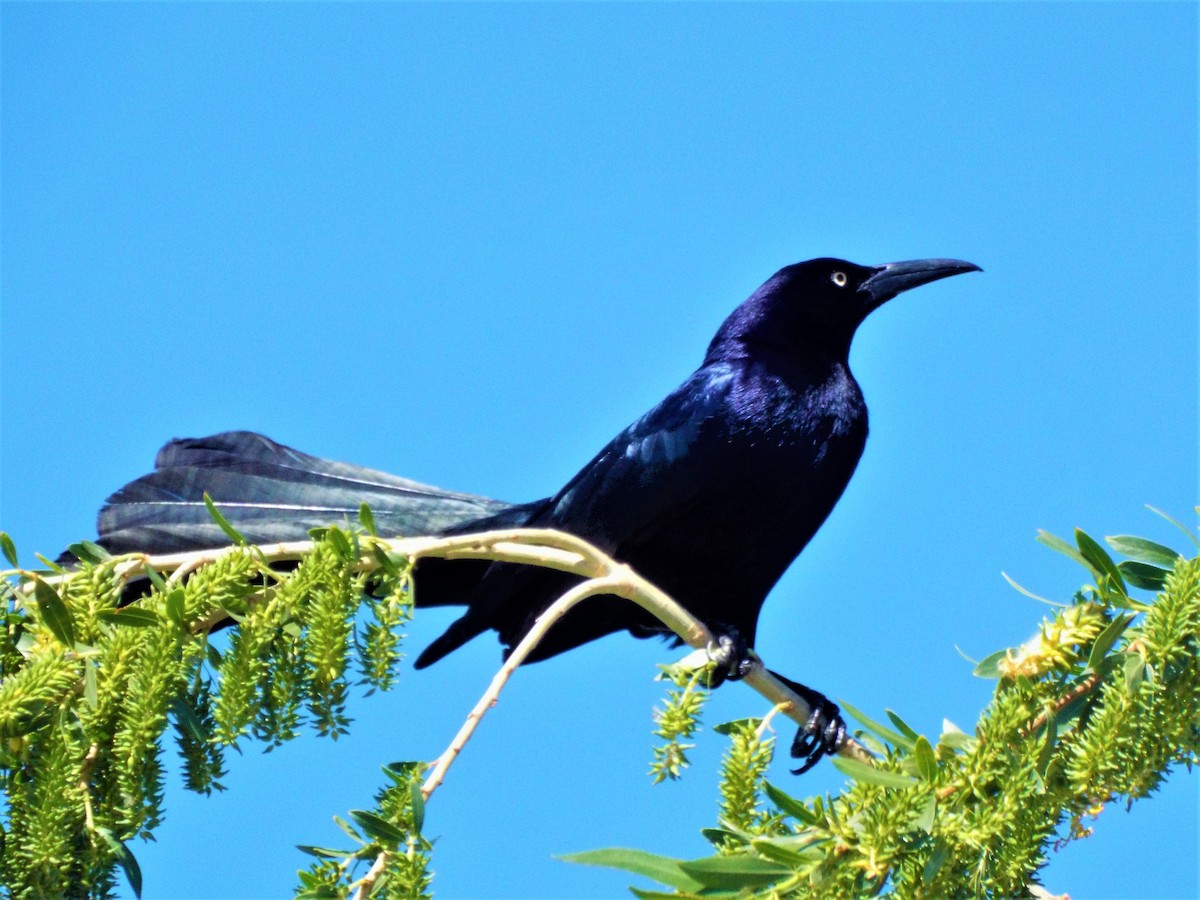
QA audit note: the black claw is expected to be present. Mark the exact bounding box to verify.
[705,626,755,688]
[789,695,846,775]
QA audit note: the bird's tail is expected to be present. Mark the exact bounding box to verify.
[96,431,519,555]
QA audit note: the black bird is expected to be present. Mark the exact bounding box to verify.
[96,257,981,770]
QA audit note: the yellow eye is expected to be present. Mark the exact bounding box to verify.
[831,271,848,287]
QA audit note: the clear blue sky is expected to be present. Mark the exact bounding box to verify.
[2,4,1196,898]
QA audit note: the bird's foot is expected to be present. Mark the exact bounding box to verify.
[704,626,757,688]
[790,694,846,775]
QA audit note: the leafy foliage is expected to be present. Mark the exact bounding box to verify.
[1,513,1196,899]
[572,524,1200,898]
[0,524,414,899]
[295,761,433,900]
[650,659,711,783]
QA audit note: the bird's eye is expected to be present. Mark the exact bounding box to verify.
[831,271,848,287]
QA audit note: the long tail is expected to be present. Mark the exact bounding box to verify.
[97,431,522,555]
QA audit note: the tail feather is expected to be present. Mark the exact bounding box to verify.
[98,431,516,554]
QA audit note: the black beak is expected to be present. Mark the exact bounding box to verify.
[859,258,982,311]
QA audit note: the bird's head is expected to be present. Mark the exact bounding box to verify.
[707,256,982,363]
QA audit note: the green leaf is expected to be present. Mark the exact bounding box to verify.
[558,848,704,893]
[939,720,974,753]
[885,709,920,743]
[750,836,822,867]
[1086,612,1135,672]
[358,503,378,536]
[923,837,948,881]
[763,781,817,825]
[348,809,406,845]
[409,780,425,834]
[205,643,224,669]
[67,540,111,565]
[1145,505,1200,549]
[700,827,745,848]
[165,588,186,626]
[1105,535,1182,568]
[325,527,353,561]
[1036,711,1058,777]
[84,661,99,709]
[332,815,362,842]
[326,525,350,561]
[712,717,760,736]
[832,757,918,789]
[839,699,914,751]
[910,793,936,833]
[1036,529,1092,574]
[143,565,169,593]
[98,607,161,628]
[296,888,341,900]
[1075,529,1127,596]
[34,578,75,647]
[371,544,400,578]
[202,494,247,546]
[713,821,762,846]
[1117,561,1170,592]
[1124,652,1146,691]
[1030,769,1047,795]
[678,854,792,890]
[972,648,1009,679]
[0,532,18,567]
[296,845,350,859]
[170,696,207,743]
[95,827,142,898]
[384,761,425,784]
[1001,571,1060,606]
[34,553,66,573]
[913,735,937,781]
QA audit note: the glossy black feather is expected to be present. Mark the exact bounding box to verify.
[98,431,515,554]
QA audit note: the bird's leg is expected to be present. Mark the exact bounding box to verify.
[703,630,845,774]
[704,625,757,687]
[767,670,847,774]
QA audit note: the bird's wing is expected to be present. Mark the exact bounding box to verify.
[543,362,738,547]
[413,363,738,667]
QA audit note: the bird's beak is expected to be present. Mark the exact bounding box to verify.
[859,258,982,311]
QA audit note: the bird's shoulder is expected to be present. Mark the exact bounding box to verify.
[541,363,739,530]
[622,361,740,452]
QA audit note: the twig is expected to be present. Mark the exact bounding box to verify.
[8,529,873,766]
[349,854,388,899]
[79,743,99,830]
[420,574,630,799]
[1022,671,1104,738]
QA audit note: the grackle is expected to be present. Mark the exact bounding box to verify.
[96,257,981,771]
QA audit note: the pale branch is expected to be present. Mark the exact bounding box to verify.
[419,574,633,800]
[350,572,641,900]
[6,528,872,769]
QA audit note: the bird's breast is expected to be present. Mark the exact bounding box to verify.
[729,361,865,446]
[713,361,868,524]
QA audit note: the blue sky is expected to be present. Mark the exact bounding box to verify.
[2,4,1196,898]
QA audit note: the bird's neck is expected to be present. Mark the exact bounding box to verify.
[704,298,855,369]
[703,331,851,378]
